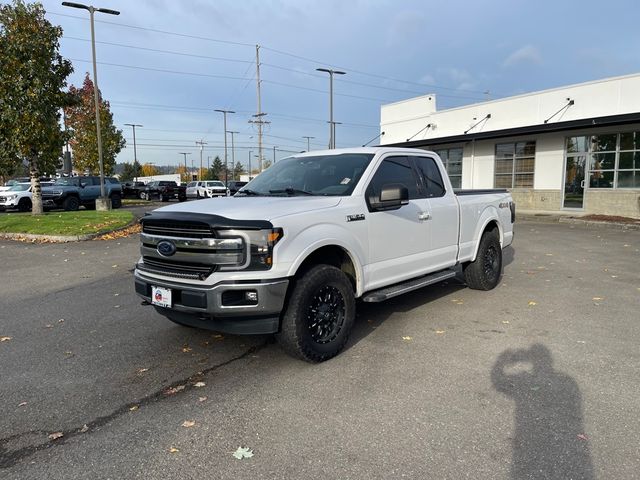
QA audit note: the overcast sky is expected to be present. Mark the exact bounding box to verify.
[31,0,640,169]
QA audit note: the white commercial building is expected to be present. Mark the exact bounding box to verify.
[380,73,640,218]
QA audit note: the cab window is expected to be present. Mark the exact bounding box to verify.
[413,156,446,197]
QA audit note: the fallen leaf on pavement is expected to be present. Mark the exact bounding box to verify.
[45,324,53,328]
[0,336,12,342]
[129,405,139,411]
[18,402,27,407]
[111,265,118,268]
[194,382,206,388]
[592,297,603,301]
[435,330,445,334]
[198,396,207,402]
[182,346,192,353]
[79,424,89,433]
[181,420,196,428]
[233,447,254,459]
[164,385,186,396]
[528,301,537,306]
[58,319,64,323]
[502,320,510,324]
[402,336,412,341]
[169,447,179,453]
[48,432,64,440]
[577,433,588,441]
[136,368,149,374]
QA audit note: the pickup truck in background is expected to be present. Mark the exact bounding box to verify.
[122,181,147,199]
[142,181,187,202]
[41,176,123,210]
[135,147,515,362]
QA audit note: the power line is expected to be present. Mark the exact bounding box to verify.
[51,10,495,96]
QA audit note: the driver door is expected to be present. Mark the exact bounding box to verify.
[364,155,431,290]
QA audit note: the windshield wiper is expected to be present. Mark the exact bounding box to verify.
[237,188,262,196]
[268,187,314,196]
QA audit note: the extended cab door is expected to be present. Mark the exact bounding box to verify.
[364,155,432,289]
[412,155,460,270]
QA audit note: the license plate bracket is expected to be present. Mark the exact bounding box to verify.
[151,286,172,308]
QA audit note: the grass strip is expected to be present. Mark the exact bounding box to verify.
[0,210,134,236]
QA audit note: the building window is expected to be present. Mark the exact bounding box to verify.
[494,141,535,188]
[570,132,640,189]
[433,147,462,189]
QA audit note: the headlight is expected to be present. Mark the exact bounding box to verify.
[6,194,17,200]
[217,228,283,271]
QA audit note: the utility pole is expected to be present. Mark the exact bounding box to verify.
[248,150,252,180]
[316,68,346,149]
[214,109,234,185]
[179,152,191,182]
[249,45,270,172]
[63,2,120,209]
[273,145,277,165]
[302,136,315,152]
[227,131,239,180]
[124,123,142,166]
[195,139,207,180]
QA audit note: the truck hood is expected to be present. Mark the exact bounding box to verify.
[154,196,342,222]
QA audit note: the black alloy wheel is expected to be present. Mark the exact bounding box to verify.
[307,285,346,344]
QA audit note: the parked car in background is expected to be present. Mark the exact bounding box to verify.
[0,183,34,211]
[186,180,229,198]
[142,181,187,202]
[0,177,52,192]
[41,176,123,210]
[226,181,248,196]
[122,181,147,199]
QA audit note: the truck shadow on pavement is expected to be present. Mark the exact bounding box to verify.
[491,344,595,480]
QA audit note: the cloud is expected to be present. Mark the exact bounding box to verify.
[503,45,542,67]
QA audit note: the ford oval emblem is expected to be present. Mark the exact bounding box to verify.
[157,240,177,257]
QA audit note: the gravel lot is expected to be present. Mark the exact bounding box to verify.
[0,218,638,479]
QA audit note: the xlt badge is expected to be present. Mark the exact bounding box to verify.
[346,214,365,222]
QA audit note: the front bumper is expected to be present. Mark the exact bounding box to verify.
[134,270,289,334]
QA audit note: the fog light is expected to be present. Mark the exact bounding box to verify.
[245,291,258,302]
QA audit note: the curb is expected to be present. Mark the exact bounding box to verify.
[0,219,140,243]
[518,213,640,231]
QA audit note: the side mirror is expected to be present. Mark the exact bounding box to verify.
[370,183,409,211]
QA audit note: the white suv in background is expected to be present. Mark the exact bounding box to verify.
[0,183,34,211]
[186,181,229,199]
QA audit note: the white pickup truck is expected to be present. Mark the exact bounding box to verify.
[135,147,514,362]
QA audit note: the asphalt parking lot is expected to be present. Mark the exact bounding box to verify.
[0,219,638,479]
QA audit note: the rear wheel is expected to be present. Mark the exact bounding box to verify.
[178,194,186,202]
[17,198,32,212]
[62,195,79,211]
[463,229,502,290]
[277,264,355,362]
[139,191,147,200]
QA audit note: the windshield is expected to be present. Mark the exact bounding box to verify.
[207,181,224,187]
[240,153,374,196]
[54,177,79,186]
[9,184,30,192]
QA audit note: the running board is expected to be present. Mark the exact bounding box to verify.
[362,269,457,303]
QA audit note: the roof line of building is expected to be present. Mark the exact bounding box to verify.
[388,112,640,147]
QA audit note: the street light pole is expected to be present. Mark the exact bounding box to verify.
[316,68,345,149]
[179,152,191,182]
[214,109,235,185]
[302,136,315,152]
[62,2,120,208]
[195,139,207,180]
[227,131,239,180]
[248,150,252,180]
[273,145,277,165]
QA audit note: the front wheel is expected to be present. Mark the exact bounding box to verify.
[62,195,79,211]
[276,265,355,363]
[463,230,502,290]
[111,193,122,209]
[139,191,147,200]
[17,198,32,212]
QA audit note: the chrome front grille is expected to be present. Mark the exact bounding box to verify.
[138,220,248,280]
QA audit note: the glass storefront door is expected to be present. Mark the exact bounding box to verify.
[563,155,586,209]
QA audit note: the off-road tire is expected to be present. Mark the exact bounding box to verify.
[63,195,80,211]
[17,198,32,212]
[463,230,502,290]
[111,193,122,209]
[276,264,356,363]
[196,191,201,199]
[178,194,187,202]
[139,191,147,200]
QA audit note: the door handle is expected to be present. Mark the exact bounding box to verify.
[418,212,431,221]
